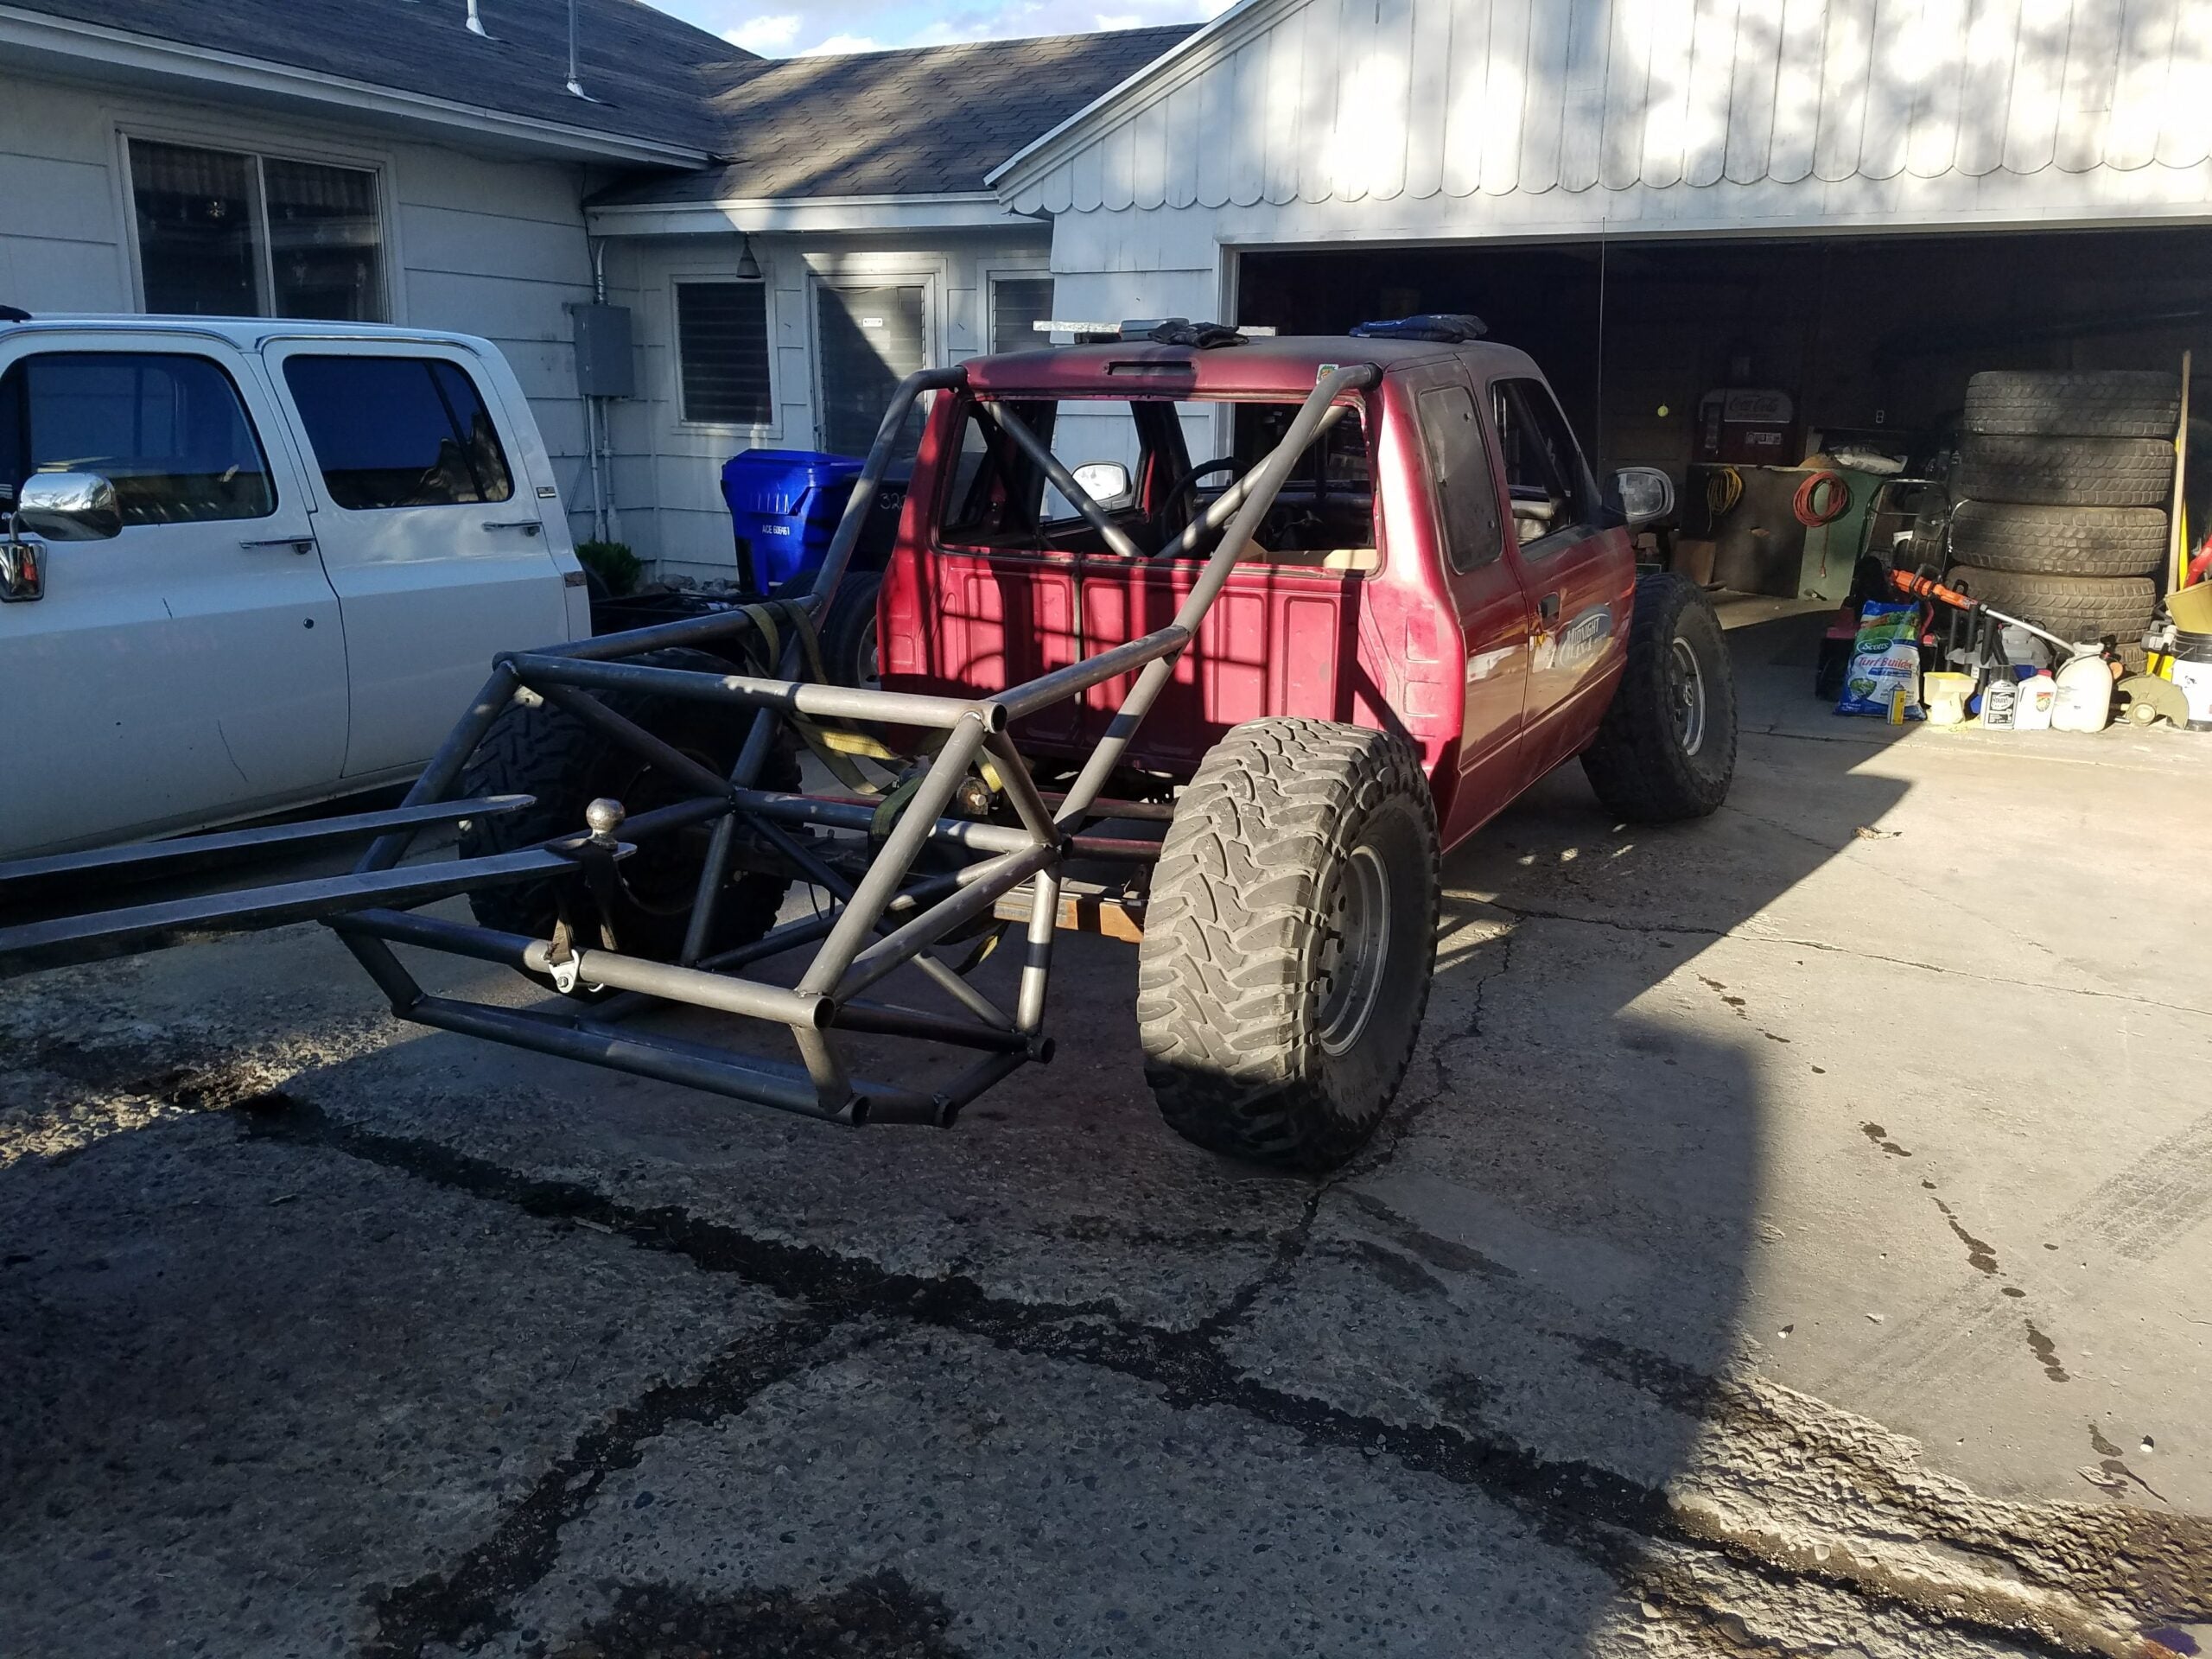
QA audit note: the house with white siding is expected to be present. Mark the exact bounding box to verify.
[0,0,1178,581]
[5,0,2210,586]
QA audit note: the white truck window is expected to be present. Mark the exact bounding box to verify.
[283,355,512,510]
[0,352,275,525]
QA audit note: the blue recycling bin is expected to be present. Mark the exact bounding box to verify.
[719,448,865,593]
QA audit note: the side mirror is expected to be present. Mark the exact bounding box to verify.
[1613,466,1675,528]
[1070,461,1132,508]
[17,471,122,542]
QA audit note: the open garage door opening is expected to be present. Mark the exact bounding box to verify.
[1238,225,2212,601]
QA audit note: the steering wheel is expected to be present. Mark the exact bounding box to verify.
[1154,457,1243,543]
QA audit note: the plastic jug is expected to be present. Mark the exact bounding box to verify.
[2051,655,2113,732]
[1980,676,2017,729]
[2015,670,2056,731]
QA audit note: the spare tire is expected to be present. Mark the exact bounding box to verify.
[1942,566,2157,649]
[1948,500,2168,577]
[1958,435,2174,507]
[1963,371,2181,439]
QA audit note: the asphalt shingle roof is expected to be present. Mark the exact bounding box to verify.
[30,4,1196,194]
[29,0,755,152]
[594,26,1198,202]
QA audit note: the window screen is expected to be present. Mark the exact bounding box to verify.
[1416,385,1503,572]
[264,158,385,322]
[990,277,1052,354]
[817,283,926,460]
[1,352,273,524]
[676,282,772,426]
[130,142,263,316]
[284,355,513,510]
[129,140,385,322]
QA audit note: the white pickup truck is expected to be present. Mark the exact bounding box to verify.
[0,315,594,858]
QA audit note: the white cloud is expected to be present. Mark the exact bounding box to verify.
[721,11,800,50]
[662,2,1220,59]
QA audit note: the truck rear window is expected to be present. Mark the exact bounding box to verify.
[283,355,512,511]
[940,394,1374,568]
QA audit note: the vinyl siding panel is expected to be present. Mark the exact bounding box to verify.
[1003,0,2212,217]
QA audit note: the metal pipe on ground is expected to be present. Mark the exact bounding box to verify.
[405,996,844,1121]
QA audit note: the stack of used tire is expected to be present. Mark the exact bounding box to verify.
[1945,369,2178,664]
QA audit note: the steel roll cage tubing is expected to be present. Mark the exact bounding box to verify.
[6,362,1374,1118]
[974,398,1147,562]
[1150,403,1352,563]
[1052,365,1381,825]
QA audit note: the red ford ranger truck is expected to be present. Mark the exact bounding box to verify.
[2,317,1734,1173]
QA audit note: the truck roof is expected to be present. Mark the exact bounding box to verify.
[0,313,494,353]
[963,334,1546,397]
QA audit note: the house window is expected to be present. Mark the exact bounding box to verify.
[675,282,772,426]
[128,139,386,322]
[990,276,1052,354]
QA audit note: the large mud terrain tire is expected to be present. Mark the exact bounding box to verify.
[1941,566,2158,649]
[1581,573,1737,822]
[458,648,798,963]
[1957,435,2174,507]
[1962,370,2181,439]
[1137,719,1440,1172]
[1948,501,2167,577]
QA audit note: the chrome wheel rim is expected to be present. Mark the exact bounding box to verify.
[1317,844,1391,1057]
[1669,635,1707,757]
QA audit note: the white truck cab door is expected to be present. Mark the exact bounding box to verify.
[264,341,571,779]
[0,340,347,857]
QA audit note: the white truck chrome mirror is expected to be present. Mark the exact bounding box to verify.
[17,471,122,543]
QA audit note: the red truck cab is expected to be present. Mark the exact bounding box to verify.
[879,334,1637,849]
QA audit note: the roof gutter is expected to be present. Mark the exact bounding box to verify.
[587,191,1029,236]
[0,5,711,168]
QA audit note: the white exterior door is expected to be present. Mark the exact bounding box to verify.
[264,340,569,779]
[0,339,347,857]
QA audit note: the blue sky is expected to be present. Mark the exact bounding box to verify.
[647,0,1228,57]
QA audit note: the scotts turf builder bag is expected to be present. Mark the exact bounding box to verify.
[1835,601,1923,719]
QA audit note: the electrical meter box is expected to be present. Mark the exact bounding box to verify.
[569,302,635,399]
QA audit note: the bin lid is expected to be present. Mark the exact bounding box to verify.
[720,448,865,517]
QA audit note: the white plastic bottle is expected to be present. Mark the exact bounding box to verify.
[2051,655,2112,733]
[2015,669,2056,731]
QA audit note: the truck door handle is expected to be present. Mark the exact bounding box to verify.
[241,537,316,555]
[1538,591,1561,622]
[482,519,543,537]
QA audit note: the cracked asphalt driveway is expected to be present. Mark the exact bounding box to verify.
[3,607,2208,1657]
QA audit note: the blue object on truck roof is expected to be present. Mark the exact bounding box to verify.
[720,448,866,593]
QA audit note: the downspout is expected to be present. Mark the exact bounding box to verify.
[587,235,614,545]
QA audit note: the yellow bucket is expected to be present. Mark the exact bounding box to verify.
[2171,582,2212,632]
[1924,671,1974,725]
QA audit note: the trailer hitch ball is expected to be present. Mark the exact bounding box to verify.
[584,798,626,848]
[954,776,995,819]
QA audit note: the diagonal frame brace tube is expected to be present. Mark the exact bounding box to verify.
[798,712,994,995]
[1053,363,1380,823]
[975,398,1146,562]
